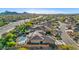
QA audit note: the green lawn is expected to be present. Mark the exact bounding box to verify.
[0,21,8,27]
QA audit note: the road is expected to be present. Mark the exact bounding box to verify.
[0,19,30,36]
[0,16,43,37]
[59,21,79,49]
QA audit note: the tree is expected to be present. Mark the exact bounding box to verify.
[60,45,75,50]
[16,24,26,35]
[59,16,65,22]
[6,41,16,47]
[25,21,33,27]
[45,31,52,35]
[0,38,4,49]
[0,18,8,27]
[55,34,62,40]
[5,32,15,40]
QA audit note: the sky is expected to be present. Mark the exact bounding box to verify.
[0,8,79,14]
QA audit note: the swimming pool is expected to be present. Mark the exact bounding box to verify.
[18,35,28,44]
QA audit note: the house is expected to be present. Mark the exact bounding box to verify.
[65,29,73,33]
[65,29,74,36]
[26,30,55,49]
[74,23,79,32]
[55,40,66,45]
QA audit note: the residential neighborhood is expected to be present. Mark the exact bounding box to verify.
[0,8,79,50]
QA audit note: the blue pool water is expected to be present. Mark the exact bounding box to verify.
[18,35,28,44]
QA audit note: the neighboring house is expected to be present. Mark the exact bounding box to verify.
[65,29,73,33]
[55,40,66,45]
[65,29,74,36]
[74,23,79,32]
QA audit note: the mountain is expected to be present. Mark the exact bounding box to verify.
[0,11,29,15]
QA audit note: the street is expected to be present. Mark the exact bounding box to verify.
[0,19,30,36]
[59,21,79,49]
[0,16,43,37]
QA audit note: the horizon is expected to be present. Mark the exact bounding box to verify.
[0,8,79,14]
